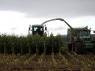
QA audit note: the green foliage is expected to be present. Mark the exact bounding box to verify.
[0,35,64,55]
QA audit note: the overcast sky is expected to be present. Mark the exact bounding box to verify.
[0,0,95,35]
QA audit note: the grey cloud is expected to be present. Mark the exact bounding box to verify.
[0,0,95,18]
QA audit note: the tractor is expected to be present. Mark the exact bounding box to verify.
[28,18,95,53]
[67,26,95,53]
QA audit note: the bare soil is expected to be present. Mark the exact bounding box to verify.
[0,53,94,71]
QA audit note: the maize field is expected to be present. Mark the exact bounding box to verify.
[0,35,63,55]
[0,34,94,71]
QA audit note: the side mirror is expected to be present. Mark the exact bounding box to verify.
[45,27,47,30]
[93,31,95,33]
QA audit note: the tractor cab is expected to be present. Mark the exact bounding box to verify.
[67,26,93,52]
[67,27,91,42]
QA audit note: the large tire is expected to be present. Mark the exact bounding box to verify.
[68,43,73,52]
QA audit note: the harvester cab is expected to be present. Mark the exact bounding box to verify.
[28,24,47,36]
